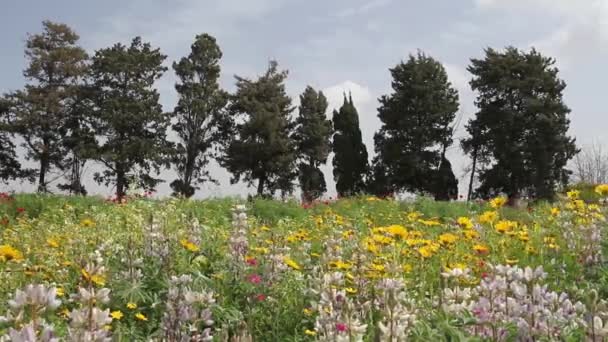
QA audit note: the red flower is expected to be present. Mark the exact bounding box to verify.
[247,274,262,285]
[335,323,348,332]
[255,294,266,302]
[245,257,257,266]
[481,272,489,279]
[16,207,25,213]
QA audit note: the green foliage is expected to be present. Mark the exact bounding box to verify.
[566,182,603,203]
[2,21,89,192]
[372,52,459,199]
[89,37,171,198]
[463,47,578,202]
[332,94,369,197]
[294,86,332,202]
[0,101,22,183]
[170,34,228,198]
[219,61,297,197]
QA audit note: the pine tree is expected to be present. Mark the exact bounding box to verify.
[219,61,296,197]
[294,86,332,202]
[3,21,88,192]
[89,37,170,199]
[332,94,368,197]
[170,34,228,198]
[373,52,459,199]
[462,47,577,202]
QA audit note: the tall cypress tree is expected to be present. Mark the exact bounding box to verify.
[3,21,88,192]
[294,86,332,202]
[372,52,459,199]
[332,94,368,197]
[219,61,296,197]
[170,34,228,198]
[89,37,170,199]
[463,47,577,202]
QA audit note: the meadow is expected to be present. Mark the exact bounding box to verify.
[1,187,608,341]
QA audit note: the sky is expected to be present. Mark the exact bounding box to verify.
[1,0,607,198]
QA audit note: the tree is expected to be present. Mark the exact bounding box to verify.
[3,21,88,192]
[170,34,228,198]
[431,156,458,201]
[373,52,459,199]
[0,100,23,183]
[572,141,608,185]
[219,61,296,197]
[462,47,577,202]
[89,37,170,199]
[332,94,368,197]
[294,86,332,202]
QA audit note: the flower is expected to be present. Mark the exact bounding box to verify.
[135,312,148,321]
[550,207,560,216]
[0,244,23,262]
[335,323,348,332]
[247,274,262,285]
[386,225,408,239]
[56,287,65,297]
[478,210,498,224]
[180,239,200,252]
[345,287,357,294]
[284,257,301,270]
[473,244,489,255]
[489,196,507,208]
[567,189,580,200]
[111,310,124,320]
[595,184,608,196]
[46,238,60,248]
[439,233,458,245]
[255,294,266,301]
[495,220,517,234]
[304,329,317,336]
[80,218,95,227]
[457,217,473,229]
[127,302,137,310]
[16,207,25,213]
[245,256,257,266]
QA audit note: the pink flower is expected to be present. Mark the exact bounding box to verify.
[335,323,348,332]
[246,257,257,266]
[255,294,266,302]
[247,274,262,285]
[16,207,25,213]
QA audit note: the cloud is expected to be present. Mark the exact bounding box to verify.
[335,0,393,18]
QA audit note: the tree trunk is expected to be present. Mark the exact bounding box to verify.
[467,146,478,202]
[38,153,49,193]
[257,175,266,196]
[116,168,127,200]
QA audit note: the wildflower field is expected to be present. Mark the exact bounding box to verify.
[1,188,608,341]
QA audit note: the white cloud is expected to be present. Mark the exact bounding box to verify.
[335,0,393,18]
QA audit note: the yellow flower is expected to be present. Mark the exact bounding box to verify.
[366,196,379,201]
[56,287,65,297]
[80,218,95,228]
[489,196,507,208]
[0,245,23,262]
[260,225,271,231]
[403,264,413,273]
[495,220,517,234]
[111,310,124,320]
[418,246,434,258]
[457,217,473,229]
[127,302,137,310]
[550,207,560,217]
[478,211,498,224]
[438,233,458,245]
[304,329,317,336]
[596,184,608,196]
[345,287,357,294]
[180,239,200,252]
[505,258,519,265]
[284,257,301,271]
[303,308,313,316]
[473,244,490,255]
[135,312,148,321]
[418,219,441,226]
[386,225,408,239]
[46,238,60,248]
[567,189,580,200]
[329,260,352,270]
[463,229,480,240]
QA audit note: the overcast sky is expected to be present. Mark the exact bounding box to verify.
[2,0,607,198]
